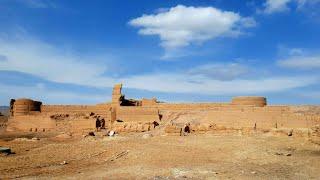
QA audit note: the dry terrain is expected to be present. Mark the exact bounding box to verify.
[1,131,320,179]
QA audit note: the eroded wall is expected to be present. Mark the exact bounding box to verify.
[111,106,160,132]
[5,86,320,136]
[41,104,112,117]
[161,105,320,135]
[6,114,55,132]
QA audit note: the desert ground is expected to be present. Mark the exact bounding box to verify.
[1,131,320,179]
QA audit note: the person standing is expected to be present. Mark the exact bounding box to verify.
[100,118,105,129]
[96,118,101,132]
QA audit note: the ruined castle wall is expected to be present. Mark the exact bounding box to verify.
[147,103,229,110]
[141,98,157,106]
[162,105,320,134]
[231,96,267,107]
[42,104,112,133]
[112,121,153,133]
[112,84,122,106]
[0,115,8,132]
[41,104,112,117]
[6,115,56,132]
[111,107,159,133]
[70,119,95,133]
[6,87,320,135]
[204,106,284,129]
[13,99,42,116]
[116,107,159,123]
[7,103,112,132]
[64,118,96,134]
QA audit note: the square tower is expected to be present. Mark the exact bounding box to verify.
[112,84,123,106]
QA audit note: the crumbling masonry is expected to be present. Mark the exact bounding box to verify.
[6,84,320,137]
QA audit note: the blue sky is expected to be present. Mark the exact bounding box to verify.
[0,0,320,105]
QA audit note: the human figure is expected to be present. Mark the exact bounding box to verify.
[153,121,159,128]
[100,118,105,129]
[96,118,101,132]
[182,123,191,136]
[184,125,190,133]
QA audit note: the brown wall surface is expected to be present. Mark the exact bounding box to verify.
[116,107,159,123]
[6,96,320,134]
[13,99,42,116]
[6,115,56,132]
[162,105,320,132]
[41,104,112,117]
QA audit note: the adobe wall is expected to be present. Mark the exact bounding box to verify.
[110,106,160,133]
[163,105,320,135]
[8,102,319,135]
[53,115,97,134]
[204,106,319,129]
[12,98,42,116]
[147,103,229,110]
[41,104,112,117]
[6,102,113,133]
[6,115,56,132]
[6,114,98,134]
[141,98,157,106]
[5,84,320,137]
[116,107,159,122]
[0,115,8,132]
[112,84,123,106]
[231,96,267,107]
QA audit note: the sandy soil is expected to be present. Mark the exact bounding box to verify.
[1,132,320,179]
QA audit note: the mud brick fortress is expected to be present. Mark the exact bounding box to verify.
[5,84,320,137]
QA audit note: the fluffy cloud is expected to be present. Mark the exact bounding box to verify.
[0,37,116,87]
[262,0,320,14]
[277,55,320,69]
[263,0,291,14]
[187,63,249,80]
[0,34,316,98]
[129,5,256,49]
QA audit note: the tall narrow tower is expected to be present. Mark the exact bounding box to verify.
[111,84,123,107]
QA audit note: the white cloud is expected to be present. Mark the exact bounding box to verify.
[0,34,316,98]
[288,48,304,56]
[120,73,316,95]
[0,83,110,105]
[296,0,320,7]
[187,63,249,80]
[263,0,291,14]
[129,5,256,49]
[0,36,116,87]
[262,0,320,14]
[16,0,56,9]
[277,55,320,69]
